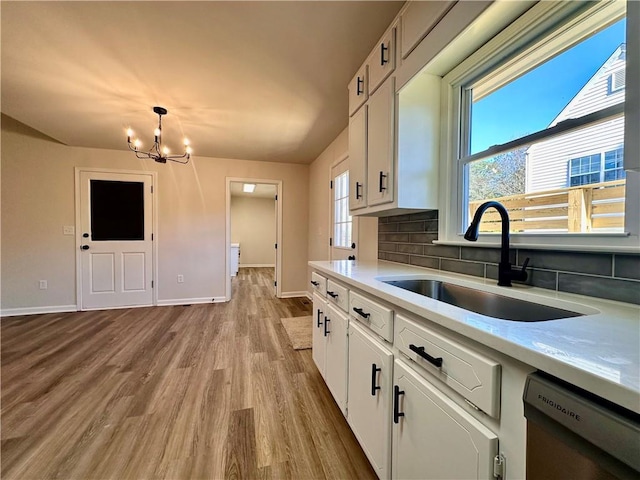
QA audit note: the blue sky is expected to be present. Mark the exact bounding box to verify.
[471,18,626,154]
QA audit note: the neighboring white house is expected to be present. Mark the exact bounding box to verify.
[526,44,626,193]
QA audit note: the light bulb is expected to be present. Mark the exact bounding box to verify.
[183,138,190,146]
[162,146,170,155]
[134,139,142,149]
[186,146,193,155]
[126,128,134,138]
[154,128,161,137]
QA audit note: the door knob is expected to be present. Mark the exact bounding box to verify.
[81,245,90,250]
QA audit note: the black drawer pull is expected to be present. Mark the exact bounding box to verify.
[356,182,362,200]
[379,171,387,192]
[316,309,323,328]
[371,363,381,396]
[393,385,405,424]
[353,307,370,319]
[357,76,364,95]
[327,291,338,299]
[380,42,389,65]
[323,317,331,337]
[310,280,319,287]
[409,344,443,368]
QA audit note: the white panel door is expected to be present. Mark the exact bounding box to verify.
[349,105,367,211]
[330,157,358,261]
[392,359,498,480]
[347,321,393,479]
[79,171,153,310]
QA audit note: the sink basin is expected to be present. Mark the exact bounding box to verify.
[382,279,583,321]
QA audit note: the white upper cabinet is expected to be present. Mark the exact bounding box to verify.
[368,27,396,95]
[399,1,456,60]
[348,64,368,117]
[349,105,367,211]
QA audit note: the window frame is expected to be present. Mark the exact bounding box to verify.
[437,0,640,252]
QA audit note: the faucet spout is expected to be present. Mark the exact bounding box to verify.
[464,201,528,287]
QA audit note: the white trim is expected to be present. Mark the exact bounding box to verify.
[157,297,225,306]
[279,291,309,299]
[74,167,159,310]
[304,291,313,301]
[239,263,275,268]
[226,177,283,301]
[1,305,78,318]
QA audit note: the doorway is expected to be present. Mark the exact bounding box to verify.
[225,178,282,300]
[75,168,157,310]
[330,155,358,261]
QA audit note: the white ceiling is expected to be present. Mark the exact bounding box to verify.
[1,1,404,164]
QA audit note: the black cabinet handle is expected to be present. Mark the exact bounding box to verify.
[393,385,405,424]
[379,171,387,192]
[380,42,389,65]
[357,76,364,95]
[81,245,90,250]
[324,317,331,337]
[352,307,370,319]
[316,309,323,328]
[355,182,362,200]
[409,344,443,368]
[371,364,382,396]
[310,280,319,287]
[327,291,338,299]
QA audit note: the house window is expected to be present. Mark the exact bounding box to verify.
[442,0,637,242]
[333,171,352,248]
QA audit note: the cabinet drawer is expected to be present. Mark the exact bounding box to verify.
[310,272,327,296]
[349,291,394,342]
[395,314,501,418]
[326,279,349,313]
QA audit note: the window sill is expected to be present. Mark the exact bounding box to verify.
[434,235,640,254]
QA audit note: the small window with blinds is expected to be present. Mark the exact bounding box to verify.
[333,171,352,248]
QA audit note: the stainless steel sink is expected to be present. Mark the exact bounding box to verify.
[382,279,583,321]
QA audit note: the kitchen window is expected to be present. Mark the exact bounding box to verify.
[333,170,352,248]
[439,0,639,250]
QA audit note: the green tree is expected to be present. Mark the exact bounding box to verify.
[468,147,527,201]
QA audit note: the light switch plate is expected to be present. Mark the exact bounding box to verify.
[63,226,75,235]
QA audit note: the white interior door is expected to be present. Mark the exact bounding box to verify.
[78,170,154,310]
[331,157,358,260]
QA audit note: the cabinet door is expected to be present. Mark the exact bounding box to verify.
[348,64,368,116]
[368,27,396,95]
[400,1,455,59]
[348,321,393,479]
[312,293,327,374]
[367,76,395,207]
[325,304,349,415]
[349,105,367,211]
[392,360,498,480]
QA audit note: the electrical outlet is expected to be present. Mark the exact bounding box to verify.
[39,280,48,290]
[63,226,75,235]
[177,275,184,283]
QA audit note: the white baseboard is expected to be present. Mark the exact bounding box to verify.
[279,291,309,299]
[1,304,77,318]
[157,296,227,306]
[239,264,275,268]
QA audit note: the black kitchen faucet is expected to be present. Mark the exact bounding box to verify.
[464,201,529,287]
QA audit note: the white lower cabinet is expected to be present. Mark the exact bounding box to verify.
[312,292,348,415]
[347,321,393,479]
[392,359,499,480]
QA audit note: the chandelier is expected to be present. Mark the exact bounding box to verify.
[127,106,192,164]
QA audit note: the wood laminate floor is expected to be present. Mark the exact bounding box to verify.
[1,267,376,479]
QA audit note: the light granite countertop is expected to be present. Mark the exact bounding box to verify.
[309,260,640,414]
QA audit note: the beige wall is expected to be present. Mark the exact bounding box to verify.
[1,115,309,313]
[231,196,276,266]
[307,127,378,291]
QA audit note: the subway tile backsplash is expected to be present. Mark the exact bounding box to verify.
[378,211,640,305]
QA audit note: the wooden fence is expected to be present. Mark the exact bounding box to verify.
[469,179,626,233]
